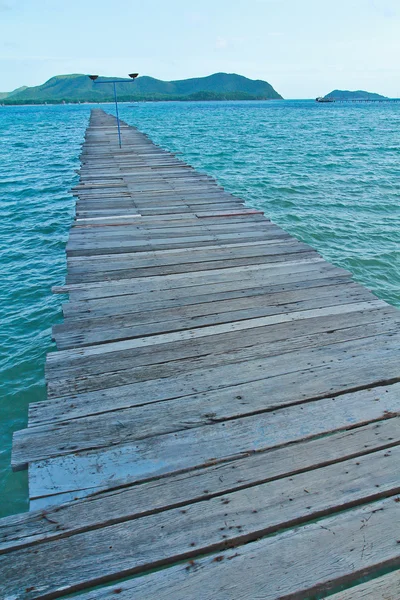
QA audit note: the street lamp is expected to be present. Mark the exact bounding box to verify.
[88,73,139,148]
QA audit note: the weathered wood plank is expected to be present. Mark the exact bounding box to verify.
[58,279,365,328]
[2,492,399,599]
[327,571,400,599]
[66,231,292,257]
[35,324,400,423]
[68,240,317,275]
[12,378,400,468]
[72,214,265,230]
[65,247,316,284]
[56,308,397,379]
[46,303,389,378]
[74,207,259,219]
[71,498,400,600]
[45,330,399,403]
[52,286,376,349]
[28,387,400,500]
[2,418,398,553]
[61,274,354,320]
[53,259,340,298]
[68,220,275,241]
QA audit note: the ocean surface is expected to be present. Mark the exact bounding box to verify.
[1,100,399,517]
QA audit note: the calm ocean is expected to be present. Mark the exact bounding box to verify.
[1,100,399,516]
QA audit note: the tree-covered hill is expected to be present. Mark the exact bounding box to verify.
[0,86,27,100]
[324,89,388,100]
[1,73,283,104]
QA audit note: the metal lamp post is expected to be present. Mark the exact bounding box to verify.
[88,73,139,148]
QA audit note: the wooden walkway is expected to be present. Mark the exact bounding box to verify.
[1,108,399,599]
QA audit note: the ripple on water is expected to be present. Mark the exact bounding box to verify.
[0,104,89,517]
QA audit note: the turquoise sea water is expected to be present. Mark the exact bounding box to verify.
[1,100,399,517]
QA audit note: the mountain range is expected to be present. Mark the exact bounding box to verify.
[0,73,283,104]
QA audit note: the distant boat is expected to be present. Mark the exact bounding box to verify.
[316,97,335,103]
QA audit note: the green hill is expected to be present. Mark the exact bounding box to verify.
[324,89,388,100]
[0,86,28,99]
[1,73,283,104]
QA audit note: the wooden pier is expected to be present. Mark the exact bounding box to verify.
[1,108,399,599]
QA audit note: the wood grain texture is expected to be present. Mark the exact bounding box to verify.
[61,274,355,321]
[13,380,400,468]
[3,456,400,599]
[2,419,398,553]
[326,571,400,599]
[44,327,398,400]
[16,498,400,600]
[28,389,400,500]
[52,286,378,349]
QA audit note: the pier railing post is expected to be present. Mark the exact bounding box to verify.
[113,81,122,148]
[88,73,139,149]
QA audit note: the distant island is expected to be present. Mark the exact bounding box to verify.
[324,89,388,101]
[0,73,283,105]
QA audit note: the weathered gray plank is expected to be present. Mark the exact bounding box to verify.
[66,232,293,257]
[49,298,386,363]
[51,313,398,388]
[35,327,400,424]
[71,498,400,600]
[68,221,275,243]
[12,376,400,468]
[56,308,397,379]
[47,314,392,396]
[53,288,380,351]
[2,489,399,599]
[65,249,317,284]
[52,285,376,349]
[61,274,354,320]
[72,213,265,230]
[28,387,400,500]
[2,418,398,553]
[327,571,400,599]
[66,243,315,283]
[54,259,341,299]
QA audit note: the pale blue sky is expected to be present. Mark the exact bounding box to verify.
[1,0,399,98]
